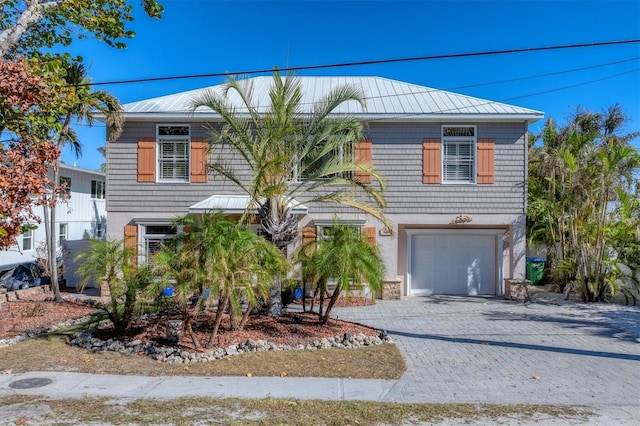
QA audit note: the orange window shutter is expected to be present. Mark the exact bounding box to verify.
[354,139,373,184]
[302,226,317,256]
[124,224,138,267]
[302,226,317,245]
[190,137,209,183]
[422,138,441,184]
[137,138,156,182]
[477,138,495,184]
[363,227,376,246]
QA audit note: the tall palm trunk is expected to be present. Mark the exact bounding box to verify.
[46,113,72,301]
[260,198,298,317]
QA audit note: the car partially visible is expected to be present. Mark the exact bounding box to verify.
[0,263,38,291]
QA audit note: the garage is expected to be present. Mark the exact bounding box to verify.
[407,230,503,295]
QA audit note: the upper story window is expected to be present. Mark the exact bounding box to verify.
[295,141,353,181]
[59,176,71,196]
[22,228,33,251]
[158,125,190,182]
[442,125,476,184]
[91,180,105,199]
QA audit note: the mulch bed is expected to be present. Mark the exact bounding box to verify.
[1,291,379,351]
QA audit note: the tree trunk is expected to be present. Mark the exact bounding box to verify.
[321,284,342,324]
[268,276,283,317]
[207,294,229,349]
[260,198,298,317]
[318,284,325,319]
[238,301,253,330]
[302,281,307,312]
[48,162,62,302]
[183,309,201,349]
[0,2,59,56]
[310,284,318,313]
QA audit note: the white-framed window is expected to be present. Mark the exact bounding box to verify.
[59,176,72,196]
[91,180,105,199]
[22,228,34,251]
[58,223,68,246]
[96,222,105,238]
[142,224,178,262]
[294,141,353,181]
[313,220,365,240]
[442,125,476,183]
[157,125,190,182]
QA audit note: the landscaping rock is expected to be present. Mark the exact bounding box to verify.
[66,325,394,364]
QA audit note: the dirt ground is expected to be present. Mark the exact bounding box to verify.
[0,290,379,351]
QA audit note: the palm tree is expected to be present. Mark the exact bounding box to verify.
[150,214,288,348]
[197,217,288,348]
[527,105,640,301]
[296,223,384,323]
[189,71,390,317]
[75,238,152,335]
[44,60,123,301]
[150,238,204,349]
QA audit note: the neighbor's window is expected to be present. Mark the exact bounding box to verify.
[91,180,105,199]
[96,222,105,238]
[59,223,68,246]
[22,228,33,251]
[59,176,71,196]
[158,125,190,182]
[442,125,476,183]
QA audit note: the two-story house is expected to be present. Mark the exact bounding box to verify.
[1,163,107,288]
[105,76,543,297]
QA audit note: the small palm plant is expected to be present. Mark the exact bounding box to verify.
[296,223,384,323]
[75,238,152,335]
[203,218,289,348]
[148,213,289,349]
[150,241,205,349]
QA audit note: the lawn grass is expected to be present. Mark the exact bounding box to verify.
[0,394,593,425]
[0,326,405,379]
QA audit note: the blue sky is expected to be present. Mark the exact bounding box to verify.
[63,0,640,170]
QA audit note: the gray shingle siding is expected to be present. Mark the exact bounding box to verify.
[107,120,526,216]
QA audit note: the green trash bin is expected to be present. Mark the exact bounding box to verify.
[526,257,545,285]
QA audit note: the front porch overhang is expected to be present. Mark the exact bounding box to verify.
[188,195,308,215]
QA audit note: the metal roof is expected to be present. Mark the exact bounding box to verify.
[189,195,308,215]
[121,76,544,123]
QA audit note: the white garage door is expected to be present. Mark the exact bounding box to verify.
[409,232,498,295]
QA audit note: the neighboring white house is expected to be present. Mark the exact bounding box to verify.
[0,163,107,288]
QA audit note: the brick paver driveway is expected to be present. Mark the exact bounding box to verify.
[332,295,640,406]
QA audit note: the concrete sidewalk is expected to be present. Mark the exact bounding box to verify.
[0,372,395,402]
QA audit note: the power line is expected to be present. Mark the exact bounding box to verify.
[369,67,640,122]
[85,39,640,87]
[71,55,639,129]
[446,57,640,91]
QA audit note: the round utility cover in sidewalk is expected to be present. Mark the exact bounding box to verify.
[9,378,52,389]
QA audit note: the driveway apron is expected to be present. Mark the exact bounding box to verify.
[331,296,640,406]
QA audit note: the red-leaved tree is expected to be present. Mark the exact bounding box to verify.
[0,58,62,249]
[0,139,60,248]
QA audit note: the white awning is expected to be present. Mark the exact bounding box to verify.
[189,195,308,215]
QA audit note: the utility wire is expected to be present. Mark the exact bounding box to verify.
[369,67,640,122]
[85,39,640,87]
[76,57,640,127]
